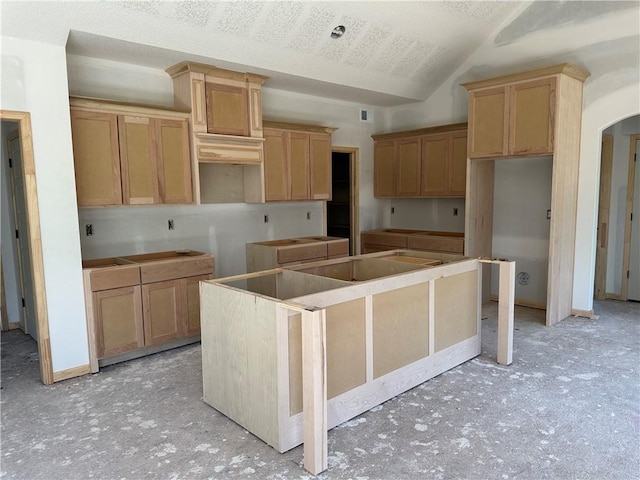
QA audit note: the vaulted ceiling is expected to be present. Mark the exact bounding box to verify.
[1,1,637,106]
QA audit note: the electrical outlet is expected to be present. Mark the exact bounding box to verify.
[391,207,395,214]
[453,208,458,216]
[168,219,174,230]
[85,224,93,236]
[547,209,551,220]
[307,212,311,220]
[264,214,269,223]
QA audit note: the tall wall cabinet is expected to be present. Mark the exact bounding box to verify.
[462,63,589,325]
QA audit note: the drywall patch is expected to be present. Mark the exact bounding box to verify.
[495,1,638,46]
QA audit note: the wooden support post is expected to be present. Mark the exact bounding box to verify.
[301,307,327,475]
[498,261,515,365]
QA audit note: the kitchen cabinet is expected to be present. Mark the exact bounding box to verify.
[466,77,556,158]
[82,250,214,370]
[361,229,464,254]
[246,236,349,272]
[372,123,467,198]
[167,61,269,204]
[263,121,336,202]
[70,97,192,206]
[462,63,589,325]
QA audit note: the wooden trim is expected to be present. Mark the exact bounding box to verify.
[1,253,7,331]
[165,61,269,85]
[621,134,640,300]
[461,63,590,91]
[264,119,337,135]
[372,122,467,142]
[52,364,91,383]
[69,96,190,117]
[498,261,514,365]
[571,308,599,320]
[0,110,53,385]
[82,269,99,373]
[594,134,614,300]
[301,307,328,475]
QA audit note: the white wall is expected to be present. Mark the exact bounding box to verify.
[387,198,465,233]
[1,36,89,373]
[1,121,22,327]
[67,55,387,276]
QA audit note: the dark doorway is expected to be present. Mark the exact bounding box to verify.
[327,151,352,252]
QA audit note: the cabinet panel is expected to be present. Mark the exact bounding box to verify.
[397,138,421,196]
[142,280,182,346]
[374,141,396,197]
[184,275,212,337]
[264,129,289,201]
[510,78,555,155]
[156,118,193,203]
[309,133,332,200]
[70,110,122,206]
[94,286,144,358]
[119,115,158,205]
[450,132,468,196]
[421,134,449,195]
[468,87,508,158]
[205,82,249,136]
[290,132,310,200]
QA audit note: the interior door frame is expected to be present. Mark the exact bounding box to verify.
[594,134,613,300]
[621,134,640,300]
[1,110,54,385]
[327,146,360,255]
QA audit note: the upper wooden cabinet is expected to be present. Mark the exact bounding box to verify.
[70,97,192,207]
[463,64,589,159]
[372,123,467,198]
[263,121,336,202]
[167,62,268,204]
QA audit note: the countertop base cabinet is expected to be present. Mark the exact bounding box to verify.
[361,229,464,255]
[83,251,214,371]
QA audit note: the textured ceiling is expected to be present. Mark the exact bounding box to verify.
[2,1,529,106]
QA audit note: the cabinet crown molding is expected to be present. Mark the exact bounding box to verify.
[461,63,590,91]
[371,122,467,141]
[69,96,190,118]
[165,61,269,85]
[263,119,337,134]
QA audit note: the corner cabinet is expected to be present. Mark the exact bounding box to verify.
[462,63,590,326]
[70,97,192,206]
[373,123,467,198]
[167,61,268,204]
[263,121,336,202]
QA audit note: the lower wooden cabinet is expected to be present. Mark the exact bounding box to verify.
[94,285,144,358]
[83,251,214,369]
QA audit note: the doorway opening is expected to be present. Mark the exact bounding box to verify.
[0,111,53,385]
[327,148,359,255]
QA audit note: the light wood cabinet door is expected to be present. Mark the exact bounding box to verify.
[290,132,311,200]
[309,133,332,200]
[94,286,144,358]
[119,115,159,205]
[396,138,421,196]
[264,128,289,201]
[374,141,396,197]
[421,134,449,196]
[70,109,122,206]
[156,118,193,204]
[205,82,248,136]
[449,132,468,196]
[142,280,183,346]
[509,78,555,155]
[467,86,508,158]
[184,275,212,337]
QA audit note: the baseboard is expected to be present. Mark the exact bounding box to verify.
[53,364,91,383]
[571,309,599,320]
[605,293,622,300]
[489,295,546,310]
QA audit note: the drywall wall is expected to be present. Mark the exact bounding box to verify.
[491,157,552,306]
[387,198,465,233]
[385,3,639,315]
[68,55,385,276]
[603,116,640,295]
[1,36,89,373]
[1,121,21,328]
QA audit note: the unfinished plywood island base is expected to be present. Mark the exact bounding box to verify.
[200,250,515,474]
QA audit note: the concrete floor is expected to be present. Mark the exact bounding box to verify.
[1,299,638,480]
